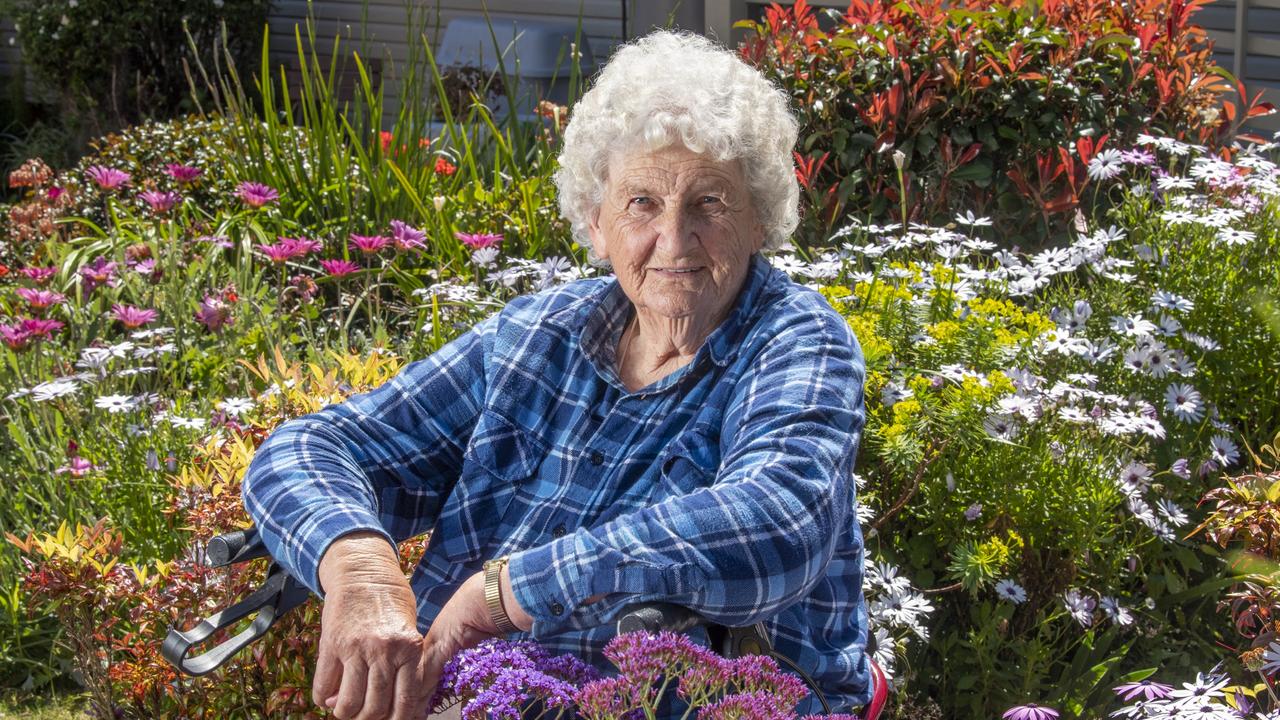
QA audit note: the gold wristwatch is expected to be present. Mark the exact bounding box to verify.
[483,555,520,634]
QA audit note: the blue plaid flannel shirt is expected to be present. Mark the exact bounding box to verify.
[242,252,872,713]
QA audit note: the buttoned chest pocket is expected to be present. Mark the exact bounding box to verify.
[656,423,722,497]
[433,409,548,562]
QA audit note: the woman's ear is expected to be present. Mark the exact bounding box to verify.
[586,206,608,262]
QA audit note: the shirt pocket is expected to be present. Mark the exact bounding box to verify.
[656,422,722,496]
[433,408,548,563]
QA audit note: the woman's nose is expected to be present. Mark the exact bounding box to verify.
[653,205,699,251]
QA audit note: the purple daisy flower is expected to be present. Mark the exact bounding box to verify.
[1003,704,1058,720]
[455,231,503,249]
[1113,679,1174,701]
[111,303,159,329]
[349,233,392,255]
[390,219,427,252]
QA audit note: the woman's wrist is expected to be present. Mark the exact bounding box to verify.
[498,562,536,632]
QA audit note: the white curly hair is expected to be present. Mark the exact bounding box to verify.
[554,30,800,268]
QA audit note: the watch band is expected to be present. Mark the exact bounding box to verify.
[483,555,521,634]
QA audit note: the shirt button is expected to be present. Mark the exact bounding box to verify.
[552,524,568,538]
[549,602,565,616]
[589,450,605,466]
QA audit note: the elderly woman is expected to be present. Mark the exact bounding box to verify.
[243,30,870,720]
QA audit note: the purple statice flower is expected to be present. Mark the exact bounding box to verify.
[456,231,503,250]
[236,181,279,208]
[725,654,808,706]
[576,676,644,719]
[320,259,362,278]
[431,638,600,720]
[164,163,203,184]
[111,304,159,329]
[1114,678,1175,702]
[19,265,57,284]
[675,652,733,706]
[86,165,131,190]
[1003,704,1059,720]
[194,295,234,333]
[964,502,983,521]
[698,691,794,720]
[16,287,66,311]
[349,233,392,255]
[78,256,119,294]
[390,219,427,252]
[140,190,182,213]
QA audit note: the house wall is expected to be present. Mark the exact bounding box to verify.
[267,0,625,120]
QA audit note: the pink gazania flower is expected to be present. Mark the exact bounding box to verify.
[164,164,203,184]
[194,295,234,333]
[1002,705,1058,720]
[390,220,427,252]
[55,456,105,477]
[78,256,119,294]
[0,323,30,350]
[235,181,279,208]
[111,303,159,329]
[20,266,57,284]
[17,317,64,340]
[455,231,502,250]
[86,165,132,190]
[16,287,67,310]
[139,190,182,213]
[349,233,392,255]
[320,259,361,277]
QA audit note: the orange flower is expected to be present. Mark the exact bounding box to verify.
[434,157,457,176]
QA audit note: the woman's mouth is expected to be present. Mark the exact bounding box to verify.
[655,267,704,277]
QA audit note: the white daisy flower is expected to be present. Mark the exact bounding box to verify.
[216,397,255,417]
[994,579,1027,604]
[31,378,80,402]
[94,394,138,413]
[1100,596,1134,626]
[1215,227,1255,246]
[1209,434,1239,467]
[1151,290,1194,313]
[168,416,208,430]
[1165,383,1204,423]
[1087,149,1125,181]
[1063,589,1096,627]
[1156,498,1189,527]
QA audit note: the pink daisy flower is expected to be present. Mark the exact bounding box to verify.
[111,304,158,329]
[320,259,362,277]
[86,165,132,190]
[16,288,67,310]
[17,317,64,340]
[194,295,234,333]
[20,266,57,284]
[164,164,203,183]
[140,190,182,213]
[455,231,502,249]
[236,181,279,208]
[349,233,392,255]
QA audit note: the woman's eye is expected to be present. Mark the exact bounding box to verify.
[699,195,722,205]
[629,197,652,208]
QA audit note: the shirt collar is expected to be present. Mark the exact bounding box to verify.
[550,253,778,373]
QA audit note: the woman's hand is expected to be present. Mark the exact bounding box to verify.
[314,532,430,720]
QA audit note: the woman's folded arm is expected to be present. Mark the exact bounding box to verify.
[241,312,499,596]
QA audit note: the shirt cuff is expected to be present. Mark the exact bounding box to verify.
[290,505,396,598]
[507,531,708,638]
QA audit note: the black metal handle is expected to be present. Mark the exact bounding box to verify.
[161,564,312,676]
[205,528,269,568]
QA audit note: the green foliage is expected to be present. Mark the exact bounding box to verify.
[0,0,270,136]
[738,0,1272,249]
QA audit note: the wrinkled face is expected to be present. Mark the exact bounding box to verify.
[587,144,764,325]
